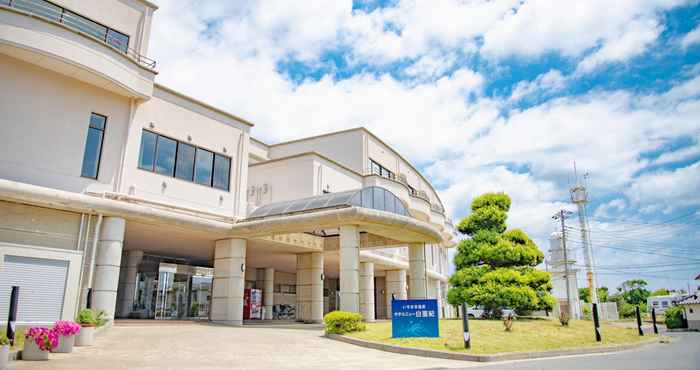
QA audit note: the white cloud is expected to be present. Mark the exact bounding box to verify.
[626,161,700,212]
[575,18,661,74]
[508,69,567,102]
[681,25,700,49]
[651,145,700,165]
[594,198,627,218]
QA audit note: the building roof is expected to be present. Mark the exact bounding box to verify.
[678,295,700,305]
[246,186,408,220]
[154,84,255,127]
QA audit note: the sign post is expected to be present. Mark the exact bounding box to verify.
[391,299,439,338]
[6,286,19,346]
[461,302,470,349]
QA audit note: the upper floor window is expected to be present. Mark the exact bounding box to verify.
[80,113,106,179]
[138,129,231,191]
[370,159,394,180]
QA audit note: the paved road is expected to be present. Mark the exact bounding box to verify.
[456,332,700,370]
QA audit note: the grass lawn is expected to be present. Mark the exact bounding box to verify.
[0,326,25,349]
[346,318,657,355]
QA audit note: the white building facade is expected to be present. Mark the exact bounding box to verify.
[0,0,456,326]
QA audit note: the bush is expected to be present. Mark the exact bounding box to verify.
[323,311,366,334]
[0,334,9,346]
[664,306,686,329]
[582,305,591,320]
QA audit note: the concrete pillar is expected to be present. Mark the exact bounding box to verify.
[211,239,246,326]
[296,252,324,323]
[385,269,406,317]
[93,217,126,320]
[409,243,428,299]
[117,250,143,318]
[263,267,274,320]
[436,280,443,318]
[359,262,375,322]
[339,225,360,313]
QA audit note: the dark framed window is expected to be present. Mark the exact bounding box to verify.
[137,129,232,191]
[175,142,196,181]
[80,113,106,179]
[212,154,231,191]
[194,148,214,186]
[138,130,157,170]
[154,135,177,176]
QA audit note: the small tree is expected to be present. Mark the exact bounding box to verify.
[448,192,555,317]
[579,287,609,303]
[650,288,670,297]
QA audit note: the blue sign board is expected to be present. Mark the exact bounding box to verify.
[391,299,439,338]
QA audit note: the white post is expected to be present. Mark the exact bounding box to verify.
[211,239,247,326]
[92,217,126,321]
[118,250,143,318]
[409,243,428,299]
[385,269,407,317]
[360,262,375,322]
[339,225,360,313]
[263,268,274,320]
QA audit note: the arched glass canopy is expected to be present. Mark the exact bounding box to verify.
[247,186,408,220]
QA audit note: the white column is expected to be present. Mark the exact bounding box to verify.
[360,262,375,322]
[296,253,324,323]
[436,280,443,318]
[93,217,126,320]
[339,225,360,313]
[211,239,247,326]
[309,252,324,323]
[385,269,406,318]
[263,267,274,320]
[117,250,143,318]
[409,243,428,299]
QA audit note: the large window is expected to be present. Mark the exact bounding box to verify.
[137,130,231,191]
[369,159,394,180]
[80,113,106,179]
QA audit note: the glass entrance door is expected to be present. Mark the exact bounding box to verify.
[145,262,213,320]
[155,270,190,319]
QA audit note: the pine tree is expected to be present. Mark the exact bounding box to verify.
[447,192,555,316]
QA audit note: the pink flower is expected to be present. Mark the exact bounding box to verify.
[25,327,59,352]
[52,320,81,337]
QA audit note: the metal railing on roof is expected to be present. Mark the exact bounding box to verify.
[2,0,156,69]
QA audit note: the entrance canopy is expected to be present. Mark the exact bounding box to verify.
[236,187,442,244]
[247,186,408,220]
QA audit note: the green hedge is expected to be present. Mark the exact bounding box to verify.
[664,306,686,329]
[324,311,366,334]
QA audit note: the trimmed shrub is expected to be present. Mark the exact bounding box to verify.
[664,306,686,329]
[324,311,366,334]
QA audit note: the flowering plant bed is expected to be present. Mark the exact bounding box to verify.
[53,321,81,337]
[24,327,58,352]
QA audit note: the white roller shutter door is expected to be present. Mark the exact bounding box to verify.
[0,255,69,323]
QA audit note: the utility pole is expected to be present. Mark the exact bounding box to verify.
[553,210,574,319]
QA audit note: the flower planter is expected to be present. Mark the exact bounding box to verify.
[0,345,9,370]
[53,334,75,353]
[22,340,49,361]
[75,326,95,346]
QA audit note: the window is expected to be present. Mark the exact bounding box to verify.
[369,159,394,179]
[662,301,669,307]
[137,129,231,191]
[194,148,214,186]
[80,113,106,179]
[106,29,129,53]
[155,135,177,176]
[212,154,231,191]
[175,143,195,181]
[138,130,157,170]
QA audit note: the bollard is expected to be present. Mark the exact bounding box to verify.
[6,286,19,346]
[461,302,471,349]
[652,308,658,334]
[636,305,644,336]
[592,303,602,342]
[86,288,93,309]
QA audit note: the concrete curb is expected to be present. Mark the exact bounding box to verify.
[325,333,661,362]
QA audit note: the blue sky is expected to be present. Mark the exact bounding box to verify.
[149,0,700,293]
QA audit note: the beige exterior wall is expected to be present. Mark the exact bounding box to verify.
[0,54,130,195]
[52,0,156,55]
[0,201,82,251]
[248,155,315,207]
[120,86,251,218]
[269,129,365,172]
